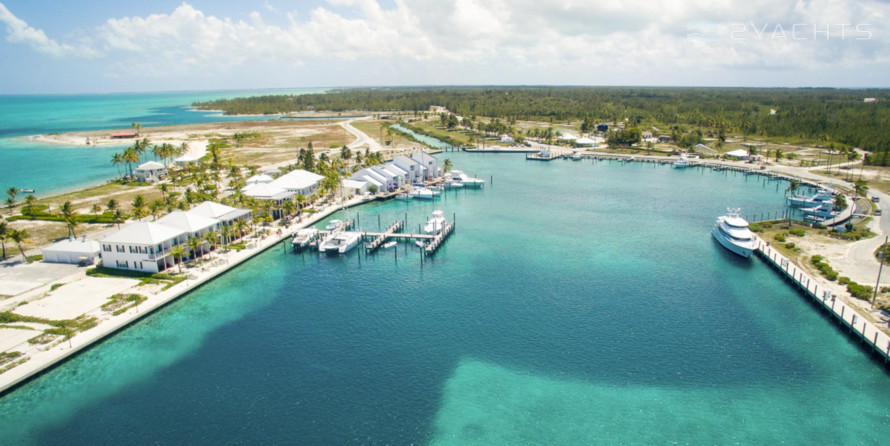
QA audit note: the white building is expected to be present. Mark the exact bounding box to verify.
[341,179,369,196]
[134,161,166,182]
[270,169,324,197]
[499,134,515,144]
[391,156,426,184]
[725,149,749,160]
[241,182,295,202]
[245,173,274,185]
[411,152,441,179]
[42,237,101,265]
[574,137,597,147]
[100,222,186,273]
[156,211,220,241]
[384,162,410,186]
[188,201,251,226]
[370,165,402,190]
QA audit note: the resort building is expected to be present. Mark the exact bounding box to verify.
[100,222,185,273]
[134,161,166,182]
[341,179,369,197]
[725,149,750,160]
[245,173,274,185]
[370,165,403,190]
[574,137,597,147]
[269,169,324,197]
[241,182,294,203]
[384,162,410,185]
[41,237,101,265]
[188,201,251,226]
[499,134,515,144]
[411,152,441,179]
[155,211,220,241]
[390,156,426,184]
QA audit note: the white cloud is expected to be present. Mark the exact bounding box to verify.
[2,1,889,85]
[0,2,98,57]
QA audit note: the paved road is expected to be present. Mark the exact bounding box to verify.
[340,116,383,152]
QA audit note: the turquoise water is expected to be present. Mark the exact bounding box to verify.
[391,123,452,149]
[2,153,889,444]
[0,88,325,196]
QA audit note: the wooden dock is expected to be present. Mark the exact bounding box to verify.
[755,238,890,365]
[364,220,405,253]
[424,222,454,256]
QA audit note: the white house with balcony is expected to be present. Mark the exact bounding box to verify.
[391,156,426,184]
[100,222,186,273]
[369,165,401,190]
[270,169,324,197]
[188,201,251,226]
[341,179,369,196]
[411,152,441,179]
[134,161,166,182]
[156,211,220,241]
[384,162,410,185]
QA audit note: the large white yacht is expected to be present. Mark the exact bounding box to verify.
[672,155,690,168]
[423,210,447,235]
[711,209,759,258]
[291,228,318,250]
[448,170,484,188]
[318,231,361,254]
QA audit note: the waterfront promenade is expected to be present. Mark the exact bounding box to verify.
[0,196,370,394]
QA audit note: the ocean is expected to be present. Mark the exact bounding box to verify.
[0,88,325,196]
[1,146,888,444]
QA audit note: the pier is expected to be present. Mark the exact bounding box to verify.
[755,237,890,364]
[364,220,406,253]
[423,222,455,256]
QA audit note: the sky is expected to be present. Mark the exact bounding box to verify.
[0,0,888,94]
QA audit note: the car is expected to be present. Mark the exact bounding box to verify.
[875,209,883,216]
[872,196,880,202]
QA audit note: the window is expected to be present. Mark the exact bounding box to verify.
[116,245,125,253]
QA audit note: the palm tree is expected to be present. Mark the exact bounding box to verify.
[5,187,19,209]
[60,201,78,237]
[112,209,124,229]
[149,200,164,220]
[111,152,125,178]
[158,183,169,203]
[188,236,202,261]
[203,230,218,256]
[855,179,869,197]
[131,195,146,219]
[443,158,453,173]
[23,195,37,215]
[785,179,800,197]
[170,245,185,274]
[107,198,119,214]
[131,122,142,136]
[90,204,102,216]
[0,220,8,259]
[235,220,249,240]
[220,224,232,249]
[8,228,30,262]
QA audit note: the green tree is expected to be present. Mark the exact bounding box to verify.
[835,194,848,211]
[0,219,8,259]
[5,187,19,209]
[443,158,453,173]
[8,228,30,262]
[60,201,78,237]
[170,245,185,273]
[854,179,869,197]
[23,195,37,215]
[131,195,146,219]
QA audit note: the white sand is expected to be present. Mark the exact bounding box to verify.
[0,328,42,352]
[15,277,139,320]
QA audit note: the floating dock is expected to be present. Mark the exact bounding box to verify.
[755,238,890,364]
[296,218,455,257]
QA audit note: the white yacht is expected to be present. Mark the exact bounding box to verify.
[318,231,360,254]
[673,156,690,168]
[444,179,464,189]
[325,219,343,231]
[711,209,759,258]
[801,201,837,219]
[449,170,484,188]
[291,228,318,250]
[423,210,447,235]
[411,187,436,200]
[787,189,833,207]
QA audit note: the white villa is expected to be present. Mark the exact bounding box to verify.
[188,201,251,226]
[245,173,274,185]
[411,152,441,179]
[341,179,369,196]
[499,134,515,144]
[134,161,166,182]
[725,149,750,160]
[270,169,324,197]
[100,222,185,273]
[241,182,294,202]
[391,156,426,184]
[156,211,220,241]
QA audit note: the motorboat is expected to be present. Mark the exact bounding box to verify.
[325,219,343,231]
[395,193,409,200]
[673,156,690,168]
[444,180,464,189]
[787,189,833,207]
[800,201,837,219]
[571,151,582,161]
[711,208,759,258]
[412,187,435,200]
[449,170,484,188]
[291,228,318,250]
[383,241,397,249]
[423,210,447,234]
[415,240,425,248]
[318,231,360,254]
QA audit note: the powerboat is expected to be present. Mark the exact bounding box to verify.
[423,210,447,235]
[449,170,484,188]
[325,219,343,231]
[291,228,318,250]
[801,201,837,219]
[383,241,397,249]
[318,231,360,254]
[787,189,833,207]
[673,156,690,168]
[412,187,435,200]
[711,208,759,258]
[444,180,464,189]
[395,193,409,200]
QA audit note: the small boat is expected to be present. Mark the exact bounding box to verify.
[21,189,35,193]
[423,210,447,234]
[395,193,409,200]
[571,151,582,161]
[449,170,484,188]
[412,187,435,200]
[444,180,464,189]
[711,208,759,258]
[415,240,425,248]
[383,241,397,249]
[291,228,318,250]
[325,219,342,231]
[787,189,833,207]
[318,231,360,254]
[673,156,690,168]
[801,201,837,219]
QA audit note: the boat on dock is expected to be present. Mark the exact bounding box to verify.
[423,210,447,235]
[410,187,436,200]
[291,228,318,250]
[444,179,464,189]
[787,189,833,207]
[395,193,409,200]
[382,241,397,249]
[800,201,837,219]
[325,219,343,231]
[672,156,690,168]
[711,208,758,258]
[448,170,484,188]
[319,231,361,254]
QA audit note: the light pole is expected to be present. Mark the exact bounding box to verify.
[873,236,888,308]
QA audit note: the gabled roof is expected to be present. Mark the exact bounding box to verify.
[42,238,101,254]
[245,173,274,184]
[156,211,219,233]
[411,151,438,164]
[136,161,165,171]
[385,163,408,176]
[241,183,294,200]
[370,165,397,179]
[189,201,251,221]
[101,222,185,245]
[341,179,367,190]
[392,156,421,168]
[355,168,387,183]
[726,149,749,157]
[270,169,324,191]
[352,172,383,187]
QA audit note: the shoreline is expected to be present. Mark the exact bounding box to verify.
[0,195,371,395]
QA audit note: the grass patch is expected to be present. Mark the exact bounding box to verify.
[49,283,65,291]
[102,293,148,315]
[811,255,839,281]
[26,254,42,262]
[789,228,806,237]
[0,351,29,374]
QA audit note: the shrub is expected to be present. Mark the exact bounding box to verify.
[847,282,873,300]
[759,222,774,229]
[774,233,787,242]
[748,223,762,232]
[811,255,824,264]
[50,283,64,291]
[789,228,806,237]
[838,276,850,285]
[785,242,796,249]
